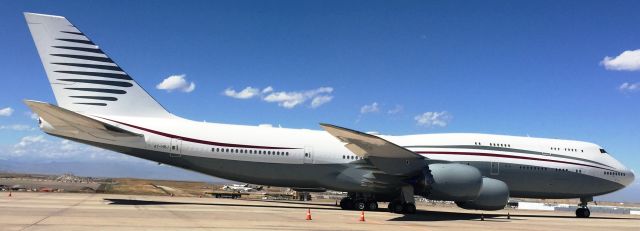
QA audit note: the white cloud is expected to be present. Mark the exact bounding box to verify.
[24,111,39,120]
[224,86,334,109]
[262,86,273,94]
[414,111,451,127]
[601,49,640,71]
[5,135,131,161]
[0,107,14,117]
[224,87,261,99]
[14,135,45,149]
[0,124,34,131]
[263,87,333,109]
[387,105,403,115]
[310,95,333,108]
[619,82,640,92]
[360,102,380,114]
[156,74,196,92]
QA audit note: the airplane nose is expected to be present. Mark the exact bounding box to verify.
[620,169,635,187]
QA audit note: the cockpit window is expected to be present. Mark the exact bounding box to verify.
[599,149,607,154]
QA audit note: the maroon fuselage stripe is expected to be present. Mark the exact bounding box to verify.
[100,118,298,150]
[418,151,613,171]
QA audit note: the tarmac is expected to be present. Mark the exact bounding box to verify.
[1,192,638,231]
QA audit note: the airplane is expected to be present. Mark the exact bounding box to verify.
[22,12,634,218]
[222,184,263,192]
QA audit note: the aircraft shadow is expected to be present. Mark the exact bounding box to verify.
[391,210,508,222]
[103,198,340,211]
[244,198,339,207]
[391,209,640,222]
[103,199,640,222]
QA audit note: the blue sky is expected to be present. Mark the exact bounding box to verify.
[0,1,639,199]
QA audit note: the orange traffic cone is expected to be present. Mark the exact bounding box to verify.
[359,210,365,222]
[306,209,312,220]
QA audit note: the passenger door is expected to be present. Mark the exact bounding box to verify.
[303,147,313,164]
[170,138,182,157]
[490,162,500,175]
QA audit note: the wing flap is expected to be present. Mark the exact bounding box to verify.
[320,123,423,159]
[320,123,425,176]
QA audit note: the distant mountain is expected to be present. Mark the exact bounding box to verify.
[0,160,232,183]
[595,181,640,203]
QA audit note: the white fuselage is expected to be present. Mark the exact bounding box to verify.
[44,114,634,198]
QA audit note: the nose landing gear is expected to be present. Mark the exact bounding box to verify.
[576,197,591,218]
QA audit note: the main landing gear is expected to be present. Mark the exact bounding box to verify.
[387,185,417,214]
[340,185,417,214]
[387,200,416,214]
[339,193,378,211]
[576,197,591,218]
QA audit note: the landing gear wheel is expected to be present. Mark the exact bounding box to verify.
[340,197,354,210]
[389,201,404,213]
[576,208,591,218]
[355,200,367,211]
[403,203,417,214]
[366,201,378,211]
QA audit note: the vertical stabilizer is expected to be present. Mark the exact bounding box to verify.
[24,12,170,118]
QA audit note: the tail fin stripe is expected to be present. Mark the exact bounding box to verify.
[51,63,123,72]
[52,46,104,54]
[60,31,84,35]
[69,96,118,101]
[54,71,132,80]
[64,88,126,94]
[26,13,170,117]
[57,79,133,87]
[51,54,113,63]
[56,38,95,45]
[74,102,106,106]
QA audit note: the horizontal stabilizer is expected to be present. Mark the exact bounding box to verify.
[24,100,142,142]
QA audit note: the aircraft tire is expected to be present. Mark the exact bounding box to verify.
[389,201,404,213]
[355,200,367,211]
[366,201,378,211]
[576,208,590,218]
[403,203,417,214]
[340,197,354,210]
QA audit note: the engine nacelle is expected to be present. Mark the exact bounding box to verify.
[455,177,509,211]
[38,117,55,133]
[420,163,483,201]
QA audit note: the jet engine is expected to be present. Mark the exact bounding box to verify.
[455,177,509,210]
[417,163,483,201]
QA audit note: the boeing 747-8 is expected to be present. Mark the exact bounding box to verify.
[23,13,634,218]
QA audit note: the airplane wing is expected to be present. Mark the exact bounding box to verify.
[24,100,143,142]
[320,123,426,176]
